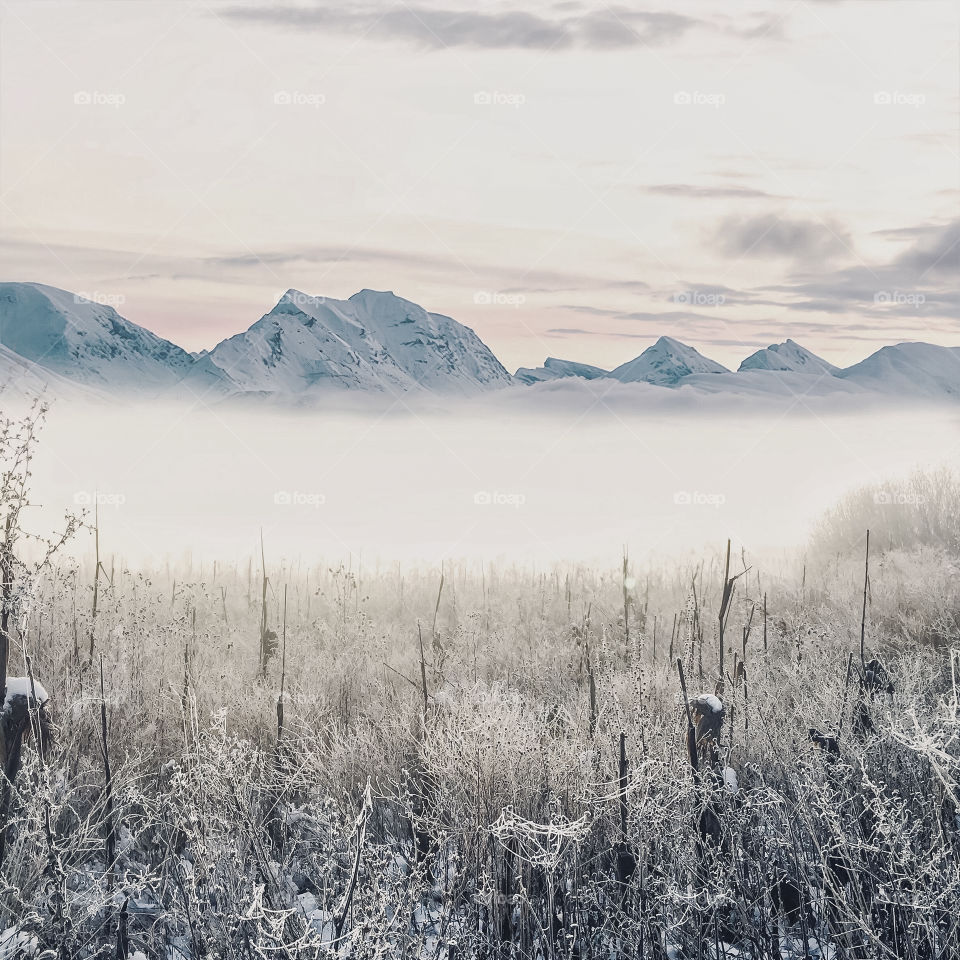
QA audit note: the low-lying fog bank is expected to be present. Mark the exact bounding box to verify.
[19,390,958,567]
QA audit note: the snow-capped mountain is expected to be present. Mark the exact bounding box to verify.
[205,289,512,397]
[514,357,610,385]
[0,283,510,400]
[608,336,729,386]
[1,280,958,403]
[739,339,839,375]
[0,282,209,393]
[837,343,960,397]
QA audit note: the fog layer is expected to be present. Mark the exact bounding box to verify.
[18,388,955,567]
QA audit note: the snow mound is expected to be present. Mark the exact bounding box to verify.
[3,677,49,712]
[691,693,723,714]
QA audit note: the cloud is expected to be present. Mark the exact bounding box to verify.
[714,213,853,261]
[498,279,649,296]
[575,9,696,48]
[895,132,958,148]
[546,327,647,339]
[892,219,959,282]
[221,3,700,50]
[711,11,788,41]
[757,219,960,318]
[644,183,782,199]
[0,235,653,305]
[548,327,613,337]
[550,220,960,349]
[773,299,848,313]
[731,14,786,40]
[203,244,456,272]
[872,225,934,240]
[558,304,743,326]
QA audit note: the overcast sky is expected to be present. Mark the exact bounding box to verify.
[1,0,957,371]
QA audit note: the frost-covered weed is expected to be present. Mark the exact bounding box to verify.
[0,535,955,957]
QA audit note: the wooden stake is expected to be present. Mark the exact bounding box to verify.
[417,621,429,715]
[860,530,870,667]
[622,546,631,652]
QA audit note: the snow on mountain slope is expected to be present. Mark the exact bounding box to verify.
[608,336,729,386]
[739,339,839,375]
[0,341,103,404]
[678,369,868,399]
[205,289,512,396]
[514,357,610,385]
[0,282,206,392]
[837,343,960,398]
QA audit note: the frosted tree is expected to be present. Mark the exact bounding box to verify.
[0,398,79,863]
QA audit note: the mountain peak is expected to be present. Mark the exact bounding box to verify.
[349,288,397,302]
[0,281,203,392]
[543,357,608,377]
[838,341,960,397]
[206,287,512,396]
[515,357,610,385]
[609,336,728,386]
[739,340,839,375]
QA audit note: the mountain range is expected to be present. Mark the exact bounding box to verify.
[506,335,960,399]
[0,281,957,403]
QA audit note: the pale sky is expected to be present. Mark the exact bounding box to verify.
[1,0,958,372]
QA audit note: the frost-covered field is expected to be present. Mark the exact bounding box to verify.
[1,409,959,958]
